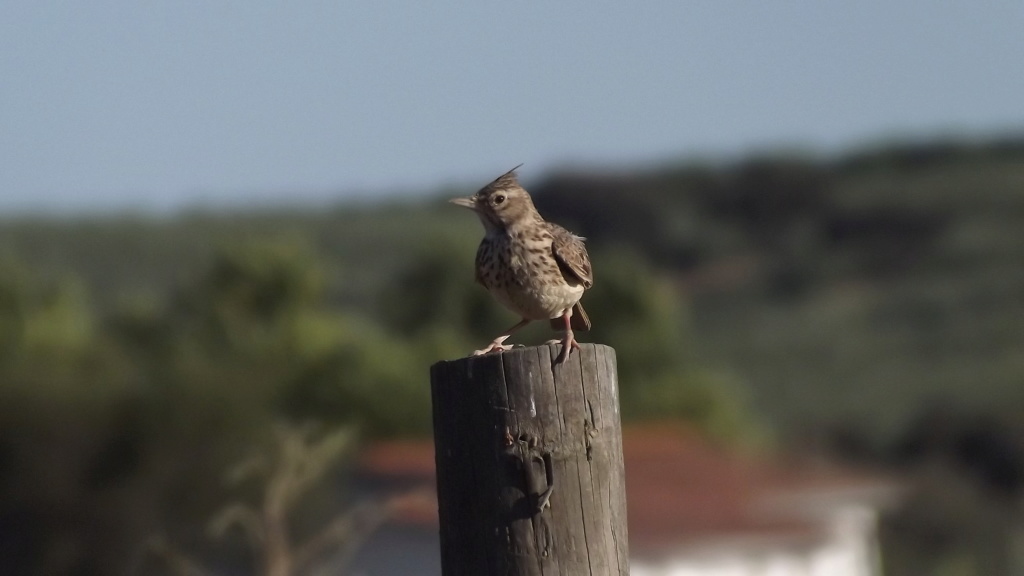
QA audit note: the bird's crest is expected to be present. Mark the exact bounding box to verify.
[479,163,524,195]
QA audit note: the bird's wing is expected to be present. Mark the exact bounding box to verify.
[549,224,593,289]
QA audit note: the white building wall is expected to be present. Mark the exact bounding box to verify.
[631,503,885,576]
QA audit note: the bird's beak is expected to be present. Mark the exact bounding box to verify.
[449,196,478,211]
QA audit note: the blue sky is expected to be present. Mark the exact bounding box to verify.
[2,1,1022,214]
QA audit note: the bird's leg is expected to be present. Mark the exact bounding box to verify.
[474,318,532,356]
[554,309,581,364]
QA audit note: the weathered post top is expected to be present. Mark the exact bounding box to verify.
[430,343,629,576]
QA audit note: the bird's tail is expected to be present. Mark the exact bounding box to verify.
[550,302,591,332]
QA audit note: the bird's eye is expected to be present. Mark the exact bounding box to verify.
[494,194,506,205]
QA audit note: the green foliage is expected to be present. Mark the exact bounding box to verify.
[0,211,763,573]
[580,248,757,440]
[0,259,94,361]
[282,317,431,435]
[0,241,428,574]
[376,238,507,343]
[1,137,1022,575]
[194,240,325,334]
[371,237,759,441]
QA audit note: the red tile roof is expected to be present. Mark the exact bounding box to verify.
[356,423,896,552]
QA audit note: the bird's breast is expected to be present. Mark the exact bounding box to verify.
[475,232,584,320]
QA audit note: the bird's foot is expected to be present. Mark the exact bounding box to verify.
[553,331,581,364]
[473,340,514,356]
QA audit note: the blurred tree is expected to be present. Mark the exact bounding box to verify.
[3,137,1020,575]
[0,260,30,358]
[137,423,410,576]
[0,240,434,575]
[583,248,757,441]
[0,259,93,362]
[0,261,142,575]
[378,242,759,442]
[172,240,327,354]
[281,318,431,436]
[377,239,507,344]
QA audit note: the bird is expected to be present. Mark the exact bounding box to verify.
[450,165,593,364]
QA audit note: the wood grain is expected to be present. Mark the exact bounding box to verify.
[430,343,629,576]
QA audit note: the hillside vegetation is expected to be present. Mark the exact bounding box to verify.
[4,138,1023,437]
[1,136,1023,575]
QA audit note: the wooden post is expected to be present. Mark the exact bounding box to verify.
[430,343,629,576]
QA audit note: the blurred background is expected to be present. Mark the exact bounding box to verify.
[2,2,1023,575]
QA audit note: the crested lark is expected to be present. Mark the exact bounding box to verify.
[450,166,593,364]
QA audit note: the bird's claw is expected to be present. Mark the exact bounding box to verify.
[473,342,515,356]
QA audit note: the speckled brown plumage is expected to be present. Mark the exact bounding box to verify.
[450,166,593,364]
